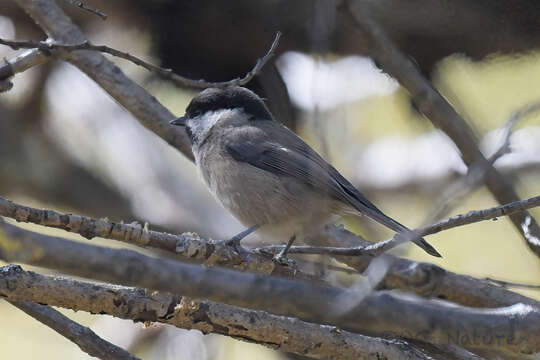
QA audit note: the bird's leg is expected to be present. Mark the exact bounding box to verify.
[220,225,259,252]
[273,235,297,269]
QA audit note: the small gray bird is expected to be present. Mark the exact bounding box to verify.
[171,86,441,259]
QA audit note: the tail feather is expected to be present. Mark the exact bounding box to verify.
[353,205,442,257]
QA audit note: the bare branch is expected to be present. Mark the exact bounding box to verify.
[1,195,536,308]
[8,300,139,360]
[0,48,48,91]
[0,195,304,280]
[1,265,437,360]
[307,225,540,308]
[343,1,540,258]
[487,101,540,164]
[256,195,540,256]
[0,223,538,356]
[14,0,185,159]
[61,0,107,20]
[0,33,281,89]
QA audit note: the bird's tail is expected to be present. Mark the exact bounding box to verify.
[354,206,442,257]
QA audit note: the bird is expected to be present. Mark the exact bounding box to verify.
[170,86,441,260]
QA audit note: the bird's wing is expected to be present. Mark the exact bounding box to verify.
[225,125,401,231]
[225,124,441,257]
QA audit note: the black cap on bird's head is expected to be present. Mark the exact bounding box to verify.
[170,87,273,131]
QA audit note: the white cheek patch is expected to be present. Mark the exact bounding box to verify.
[188,109,240,148]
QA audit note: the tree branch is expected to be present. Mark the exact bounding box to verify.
[0,265,439,360]
[61,0,107,20]
[8,300,140,360]
[256,195,540,256]
[0,195,304,280]
[0,48,48,91]
[1,195,536,308]
[307,225,540,308]
[0,32,281,89]
[343,1,540,258]
[0,223,538,356]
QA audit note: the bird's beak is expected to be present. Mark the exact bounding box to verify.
[170,116,186,126]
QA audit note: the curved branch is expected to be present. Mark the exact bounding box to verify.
[0,32,281,89]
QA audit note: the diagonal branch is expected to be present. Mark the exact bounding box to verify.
[0,265,436,360]
[343,1,540,258]
[8,300,140,360]
[0,223,539,356]
[61,0,107,20]
[257,195,540,256]
[307,225,540,308]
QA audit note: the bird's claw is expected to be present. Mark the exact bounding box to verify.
[272,251,297,274]
[215,237,247,255]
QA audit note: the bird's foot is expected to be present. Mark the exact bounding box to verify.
[272,234,298,274]
[218,225,259,255]
[215,237,247,255]
[272,251,297,274]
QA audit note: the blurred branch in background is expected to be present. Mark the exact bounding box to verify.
[343,0,540,258]
[0,32,282,89]
[61,0,107,20]
[1,222,539,357]
[9,300,140,360]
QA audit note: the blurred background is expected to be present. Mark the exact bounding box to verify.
[1,0,540,359]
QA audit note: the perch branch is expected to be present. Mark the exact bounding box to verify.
[0,195,303,280]
[0,195,536,308]
[0,223,538,356]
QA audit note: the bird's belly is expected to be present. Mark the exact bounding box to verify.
[198,154,339,240]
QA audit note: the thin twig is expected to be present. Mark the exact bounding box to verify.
[256,195,540,256]
[0,265,434,360]
[425,101,538,224]
[489,101,540,162]
[9,300,140,360]
[61,0,107,20]
[0,32,281,89]
[484,277,540,290]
